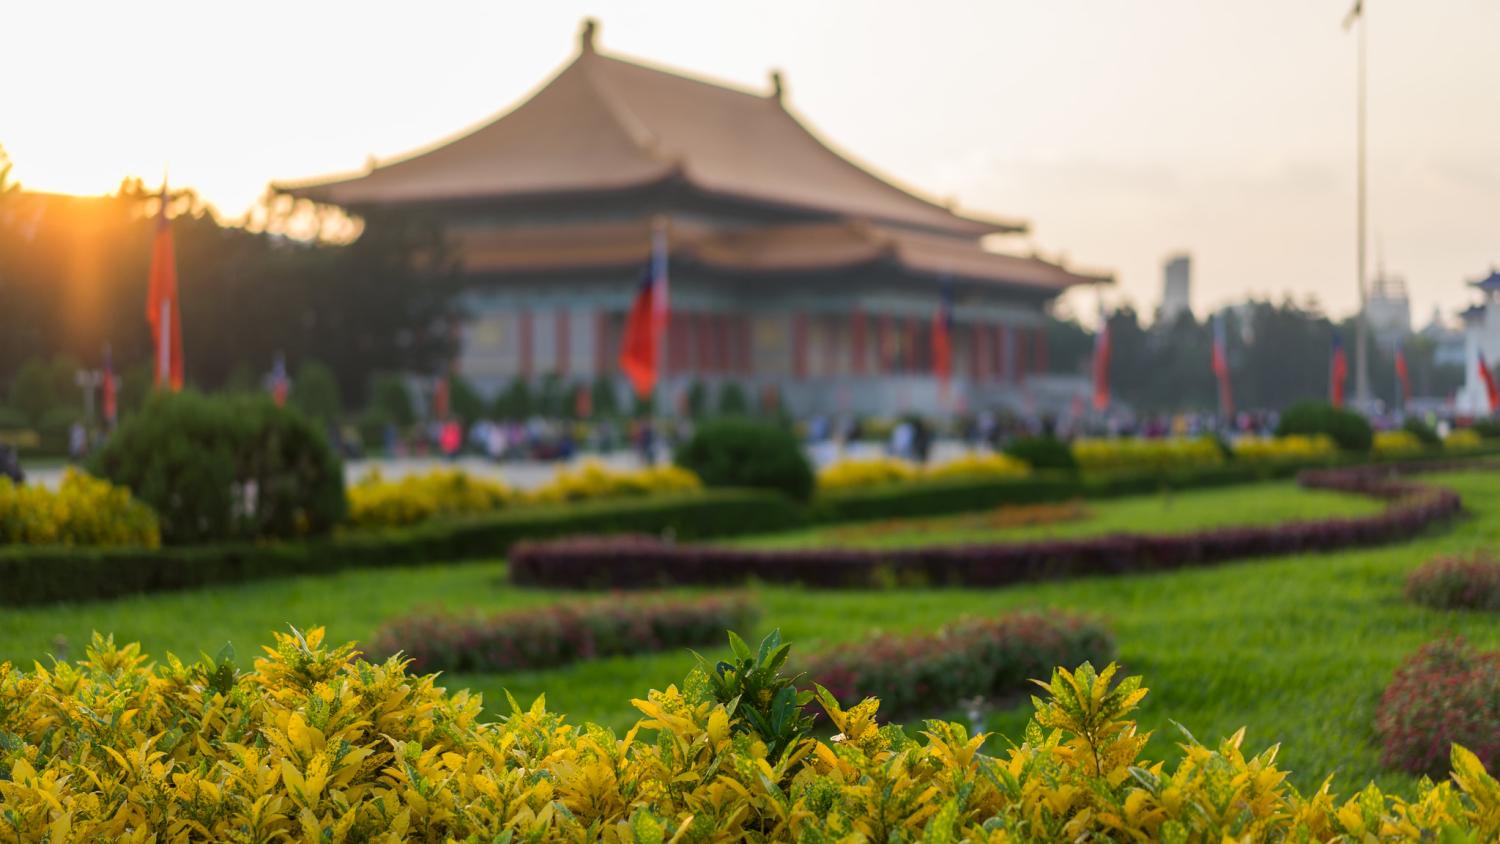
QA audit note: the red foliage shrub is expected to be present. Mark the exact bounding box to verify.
[1375,638,1500,777]
[370,593,756,674]
[1406,554,1500,611]
[801,612,1114,716]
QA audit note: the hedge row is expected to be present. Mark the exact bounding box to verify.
[508,467,1462,590]
[801,612,1113,717]
[0,489,802,606]
[369,593,757,674]
[3,628,1498,840]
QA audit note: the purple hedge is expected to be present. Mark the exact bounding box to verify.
[370,593,757,673]
[508,467,1461,590]
[803,612,1114,716]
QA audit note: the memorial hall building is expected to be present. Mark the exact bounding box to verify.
[278,20,1108,416]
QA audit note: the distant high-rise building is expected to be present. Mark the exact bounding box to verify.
[1365,269,1411,350]
[1157,254,1192,325]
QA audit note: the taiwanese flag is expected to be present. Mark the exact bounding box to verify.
[1091,307,1111,411]
[1479,354,1500,413]
[1330,331,1349,408]
[270,352,290,407]
[1394,342,1412,405]
[145,185,184,391]
[620,224,669,398]
[101,344,118,426]
[930,280,954,396]
[1211,313,1233,416]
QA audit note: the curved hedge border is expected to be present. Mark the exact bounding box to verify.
[509,466,1463,590]
[369,593,757,674]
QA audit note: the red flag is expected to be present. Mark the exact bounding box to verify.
[433,376,450,420]
[101,344,118,425]
[930,281,954,396]
[1211,313,1234,416]
[1330,332,1349,408]
[620,223,669,398]
[270,352,290,407]
[1394,344,1412,404]
[145,186,184,391]
[1479,355,1500,413]
[1091,309,1111,411]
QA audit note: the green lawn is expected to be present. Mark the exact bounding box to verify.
[2,472,1498,795]
[742,480,1384,548]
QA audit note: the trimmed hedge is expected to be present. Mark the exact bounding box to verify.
[1406,553,1500,611]
[1276,401,1374,452]
[0,489,803,606]
[802,612,1113,716]
[370,593,757,674]
[509,467,1462,590]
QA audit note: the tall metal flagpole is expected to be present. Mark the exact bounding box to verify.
[1349,0,1372,408]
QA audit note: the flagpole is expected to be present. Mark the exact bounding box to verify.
[1352,1,1372,409]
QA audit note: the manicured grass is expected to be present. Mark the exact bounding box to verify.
[1,471,1496,795]
[743,480,1384,548]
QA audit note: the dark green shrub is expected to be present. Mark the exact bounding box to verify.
[90,391,345,544]
[448,375,486,422]
[1473,420,1500,440]
[291,359,342,428]
[717,382,750,416]
[369,373,415,427]
[1402,418,1442,448]
[675,417,814,501]
[1004,435,1078,473]
[1275,402,1373,452]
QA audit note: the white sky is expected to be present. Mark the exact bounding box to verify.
[3,0,1497,326]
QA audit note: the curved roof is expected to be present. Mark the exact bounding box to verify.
[276,23,1024,238]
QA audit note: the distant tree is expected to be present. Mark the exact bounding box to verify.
[368,373,415,428]
[495,377,534,420]
[8,356,80,425]
[291,359,342,427]
[591,375,621,419]
[1043,315,1093,374]
[448,374,486,422]
[537,373,566,418]
[686,380,708,418]
[718,382,750,416]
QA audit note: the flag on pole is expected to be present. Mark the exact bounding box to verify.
[269,352,290,407]
[1330,331,1349,407]
[145,185,184,391]
[1479,354,1500,414]
[930,279,954,397]
[1091,307,1111,411]
[101,344,118,426]
[433,375,450,420]
[1211,312,1234,416]
[620,221,669,398]
[1394,341,1412,406]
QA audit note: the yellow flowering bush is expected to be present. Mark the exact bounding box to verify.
[527,459,702,505]
[816,456,918,491]
[1374,430,1426,459]
[1232,434,1340,465]
[923,451,1030,482]
[346,468,512,528]
[1072,436,1226,475]
[0,469,159,547]
[2,631,1499,842]
[1446,428,1485,451]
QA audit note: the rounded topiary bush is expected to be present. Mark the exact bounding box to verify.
[1402,417,1442,448]
[1275,401,1373,453]
[674,416,813,501]
[1406,554,1500,612]
[90,391,345,544]
[1003,435,1077,473]
[1375,638,1500,777]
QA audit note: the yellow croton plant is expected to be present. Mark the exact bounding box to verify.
[0,627,1497,842]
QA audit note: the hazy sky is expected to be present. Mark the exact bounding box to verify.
[5,1,1497,324]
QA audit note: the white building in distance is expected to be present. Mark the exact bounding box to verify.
[1157,254,1192,326]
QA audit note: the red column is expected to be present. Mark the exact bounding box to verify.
[555,310,570,377]
[904,317,920,372]
[594,310,609,375]
[1015,326,1030,382]
[970,324,985,381]
[737,315,753,375]
[518,310,534,378]
[669,315,688,375]
[1034,326,1048,375]
[792,313,809,379]
[994,324,1008,383]
[851,310,867,376]
[697,312,714,374]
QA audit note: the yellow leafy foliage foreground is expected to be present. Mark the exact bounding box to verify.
[1,629,1496,842]
[0,469,159,547]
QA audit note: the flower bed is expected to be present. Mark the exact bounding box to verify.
[1072,435,1225,475]
[0,629,1495,840]
[526,459,701,504]
[1406,553,1500,611]
[347,468,513,527]
[369,593,756,673]
[1374,430,1426,459]
[802,612,1113,716]
[1376,638,1500,777]
[510,467,1462,589]
[817,452,1028,492]
[820,500,1088,542]
[0,469,159,547]
[1231,434,1338,465]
